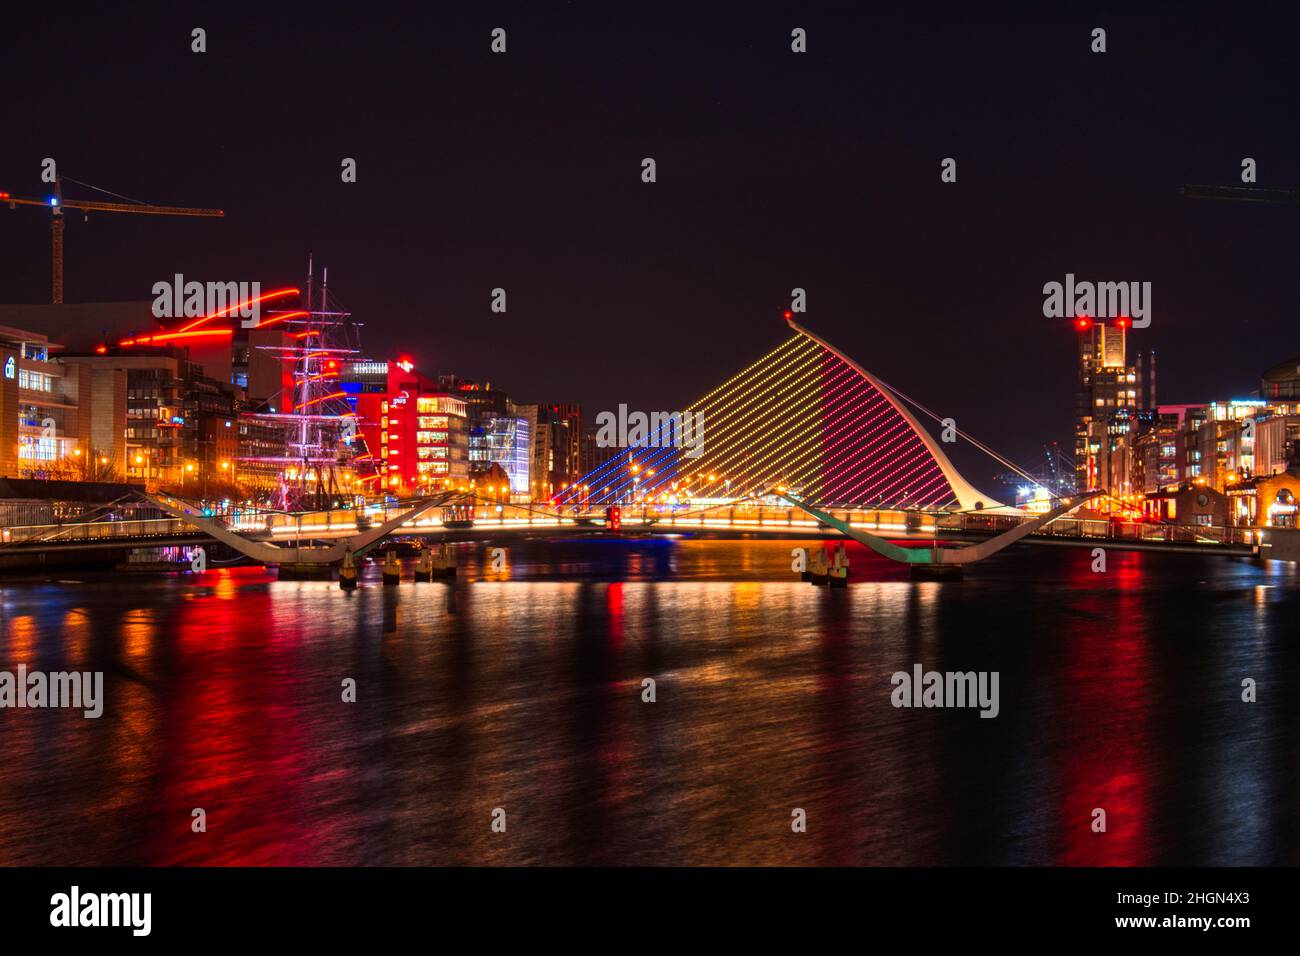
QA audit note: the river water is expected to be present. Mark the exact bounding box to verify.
[0,538,1296,865]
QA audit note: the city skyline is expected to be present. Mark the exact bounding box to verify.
[2,3,1297,934]
[2,5,1299,483]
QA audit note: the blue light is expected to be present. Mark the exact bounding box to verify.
[49,197,58,206]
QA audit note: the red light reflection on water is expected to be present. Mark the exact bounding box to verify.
[142,568,321,865]
[1059,553,1151,865]
[607,581,624,650]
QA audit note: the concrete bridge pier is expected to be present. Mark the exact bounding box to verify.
[277,561,338,581]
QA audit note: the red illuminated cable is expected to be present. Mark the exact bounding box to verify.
[820,403,914,488]
[855,451,949,505]
[827,426,933,497]
[834,445,944,504]
[174,287,300,333]
[825,437,919,502]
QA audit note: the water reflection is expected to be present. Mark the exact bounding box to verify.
[0,540,1295,865]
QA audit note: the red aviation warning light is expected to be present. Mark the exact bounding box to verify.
[1074,316,1091,331]
[1115,316,1130,329]
[783,310,793,320]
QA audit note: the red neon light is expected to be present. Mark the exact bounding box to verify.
[294,390,346,411]
[254,310,309,330]
[174,287,300,334]
[120,328,234,346]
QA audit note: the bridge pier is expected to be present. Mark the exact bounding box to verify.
[277,563,337,581]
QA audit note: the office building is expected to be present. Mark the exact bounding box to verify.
[348,358,469,494]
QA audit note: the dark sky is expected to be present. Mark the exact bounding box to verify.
[3,2,1298,488]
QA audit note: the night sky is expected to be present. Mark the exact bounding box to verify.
[3,3,1298,488]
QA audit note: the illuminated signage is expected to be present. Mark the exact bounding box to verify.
[3,356,13,379]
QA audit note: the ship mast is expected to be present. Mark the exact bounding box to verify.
[238,256,370,510]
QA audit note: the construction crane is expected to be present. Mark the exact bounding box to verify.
[0,175,223,304]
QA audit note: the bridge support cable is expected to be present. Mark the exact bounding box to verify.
[863,374,1050,501]
[558,322,1004,512]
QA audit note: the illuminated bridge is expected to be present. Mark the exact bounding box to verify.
[554,317,1003,514]
[0,318,1283,573]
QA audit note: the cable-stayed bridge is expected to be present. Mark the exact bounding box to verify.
[0,319,1283,574]
[555,318,1001,514]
